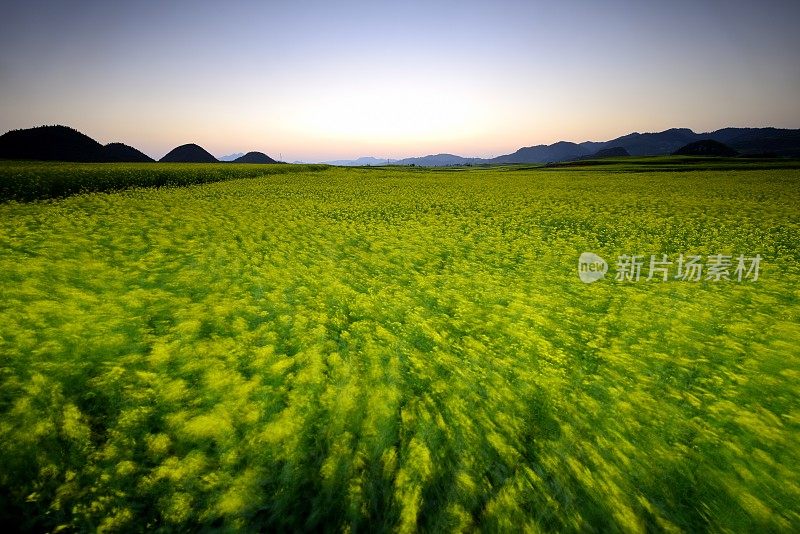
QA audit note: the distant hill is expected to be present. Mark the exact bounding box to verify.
[579,146,630,160]
[103,142,155,162]
[579,128,800,159]
[593,128,699,156]
[325,156,398,166]
[673,140,738,156]
[577,141,606,154]
[717,128,800,157]
[0,125,104,161]
[397,127,800,166]
[159,144,217,163]
[232,151,277,164]
[218,152,245,162]
[594,146,630,158]
[0,125,154,162]
[395,154,482,166]
[490,141,589,164]
[4,124,799,167]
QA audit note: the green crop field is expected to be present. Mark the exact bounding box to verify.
[0,160,798,532]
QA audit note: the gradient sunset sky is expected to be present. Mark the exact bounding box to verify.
[1,0,798,162]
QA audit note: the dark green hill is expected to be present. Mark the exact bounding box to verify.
[103,143,155,162]
[159,144,218,163]
[232,151,277,163]
[594,128,698,156]
[491,141,589,164]
[0,125,105,161]
[0,125,155,162]
[722,128,800,157]
[578,146,630,160]
[672,140,738,156]
[592,146,629,158]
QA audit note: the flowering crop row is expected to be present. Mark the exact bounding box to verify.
[0,163,798,531]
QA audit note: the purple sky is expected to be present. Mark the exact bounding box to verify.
[1,0,798,161]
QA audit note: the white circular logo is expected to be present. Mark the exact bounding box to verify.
[578,252,607,283]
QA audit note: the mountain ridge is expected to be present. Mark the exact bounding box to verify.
[389,127,800,166]
[1,125,798,166]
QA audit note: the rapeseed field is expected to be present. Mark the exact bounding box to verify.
[0,162,798,531]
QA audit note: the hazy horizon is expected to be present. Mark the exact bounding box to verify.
[1,0,799,162]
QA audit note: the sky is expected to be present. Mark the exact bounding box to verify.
[0,0,798,162]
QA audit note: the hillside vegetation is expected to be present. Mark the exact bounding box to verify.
[0,162,328,201]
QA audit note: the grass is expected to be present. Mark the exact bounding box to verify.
[0,161,798,531]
